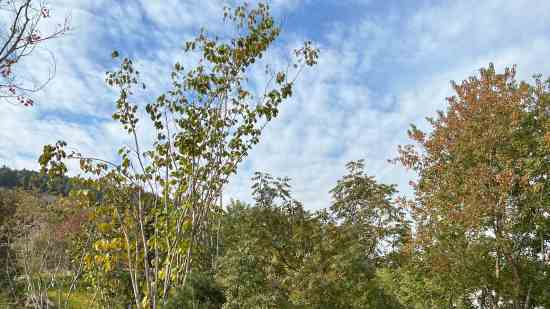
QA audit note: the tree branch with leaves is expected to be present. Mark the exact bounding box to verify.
[0,0,69,106]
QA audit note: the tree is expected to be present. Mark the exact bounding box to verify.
[217,168,405,308]
[304,160,404,308]
[218,174,309,308]
[397,64,550,308]
[39,3,318,308]
[329,160,405,263]
[0,0,69,106]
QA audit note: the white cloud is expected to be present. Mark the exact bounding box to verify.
[1,0,550,212]
[225,0,550,209]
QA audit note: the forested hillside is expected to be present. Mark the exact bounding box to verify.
[0,166,71,194]
[0,1,549,308]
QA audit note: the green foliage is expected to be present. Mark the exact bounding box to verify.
[164,272,225,309]
[216,168,404,308]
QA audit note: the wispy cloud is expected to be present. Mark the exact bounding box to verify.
[1,0,549,210]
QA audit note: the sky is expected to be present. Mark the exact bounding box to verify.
[1,0,550,209]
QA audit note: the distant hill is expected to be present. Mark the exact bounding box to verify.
[0,166,72,195]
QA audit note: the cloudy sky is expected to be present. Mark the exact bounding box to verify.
[2,0,550,209]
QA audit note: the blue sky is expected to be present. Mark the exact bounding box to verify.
[2,0,550,209]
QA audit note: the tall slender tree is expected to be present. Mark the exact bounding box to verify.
[39,3,318,308]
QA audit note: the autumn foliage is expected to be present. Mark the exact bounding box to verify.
[397,64,550,308]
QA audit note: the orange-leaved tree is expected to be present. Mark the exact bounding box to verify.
[398,64,550,308]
